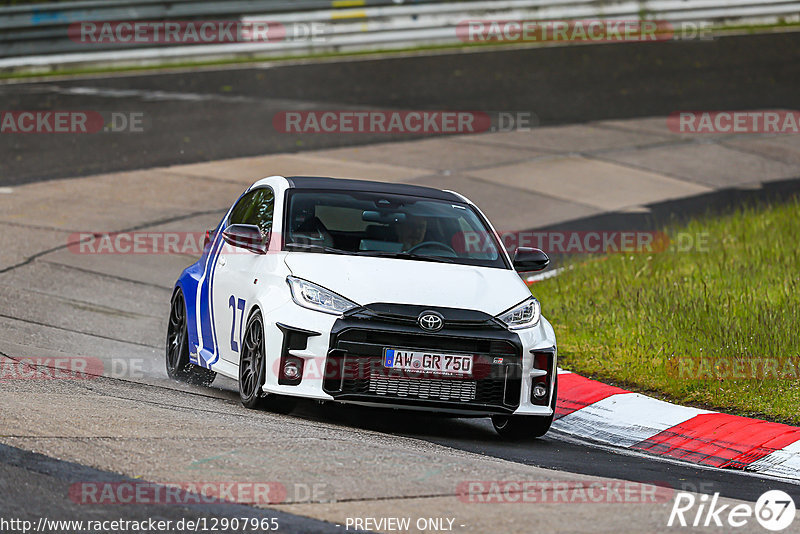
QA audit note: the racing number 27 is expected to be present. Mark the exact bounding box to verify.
[229,295,246,352]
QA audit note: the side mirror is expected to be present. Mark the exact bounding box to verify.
[513,247,550,272]
[222,224,268,254]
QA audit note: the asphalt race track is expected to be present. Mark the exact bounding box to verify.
[2,31,800,533]
[0,443,349,534]
[292,401,800,502]
[2,32,800,185]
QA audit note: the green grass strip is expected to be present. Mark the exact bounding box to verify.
[533,198,800,424]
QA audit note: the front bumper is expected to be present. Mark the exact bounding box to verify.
[262,302,557,416]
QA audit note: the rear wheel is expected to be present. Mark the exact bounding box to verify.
[492,374,557,439]
[166,288,216,386]
[239,310,296,414]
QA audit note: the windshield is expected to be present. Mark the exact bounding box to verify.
[283,189,509,269]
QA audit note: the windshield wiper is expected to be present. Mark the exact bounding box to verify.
[286,243,456,263]
[284,243,353,255]
[356,250,456,264]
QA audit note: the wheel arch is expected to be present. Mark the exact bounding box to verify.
[173,272,201,358]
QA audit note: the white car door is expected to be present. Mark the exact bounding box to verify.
[211,186,276,366]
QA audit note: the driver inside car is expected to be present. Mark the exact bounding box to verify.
[396,215,428,251]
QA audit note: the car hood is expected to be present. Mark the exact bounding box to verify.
[283,253,531,316]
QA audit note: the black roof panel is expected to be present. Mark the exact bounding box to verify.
[285,176,461,202]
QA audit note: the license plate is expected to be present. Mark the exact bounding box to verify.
[383,348,473,376]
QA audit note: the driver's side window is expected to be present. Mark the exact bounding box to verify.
[229,188,275,238]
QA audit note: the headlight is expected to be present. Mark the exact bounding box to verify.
[286,276,358,315]
[496,297,541,330]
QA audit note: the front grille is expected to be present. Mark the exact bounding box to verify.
[369,374,477,401]
[347,303,502,331]
[323,326,522,412]
[334,329,517,355]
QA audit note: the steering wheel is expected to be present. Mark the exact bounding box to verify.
[407,241,457,255]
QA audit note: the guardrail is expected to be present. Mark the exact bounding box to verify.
[0,0,448,56]
[1,0,799,71]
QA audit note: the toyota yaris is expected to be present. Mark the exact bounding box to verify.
[167,176,557,438]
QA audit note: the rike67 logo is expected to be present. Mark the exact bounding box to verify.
[668,490,796,531]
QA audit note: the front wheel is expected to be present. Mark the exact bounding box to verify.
[166,288,216,386]
[492,414,553,439]
[238,310,296,414]
[492,375,557,439]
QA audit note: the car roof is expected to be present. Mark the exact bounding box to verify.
[284,176,462,202]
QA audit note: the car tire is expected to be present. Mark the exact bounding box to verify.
[238,309,297,414]
[166,288,216,386]
[491,374,558,439]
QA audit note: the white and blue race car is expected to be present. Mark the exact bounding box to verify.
[167,176,557,438]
